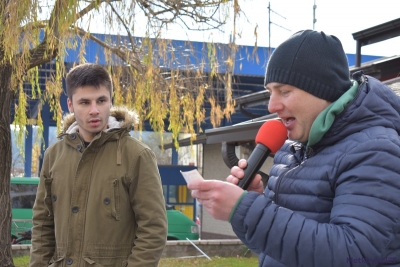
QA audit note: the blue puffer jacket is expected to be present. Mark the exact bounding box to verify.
[231,74,400,267]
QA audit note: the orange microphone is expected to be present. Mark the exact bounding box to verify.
[237,120,287,190]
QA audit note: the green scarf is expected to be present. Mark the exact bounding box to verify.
[307,81,359,147]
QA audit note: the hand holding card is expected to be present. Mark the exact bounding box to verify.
[180,169,204,184]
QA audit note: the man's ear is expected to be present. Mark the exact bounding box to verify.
[67,98,74,113]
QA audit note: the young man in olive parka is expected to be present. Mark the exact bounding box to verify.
[30,63,168,267]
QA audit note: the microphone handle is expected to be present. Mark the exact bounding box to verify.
[237,145,271,190]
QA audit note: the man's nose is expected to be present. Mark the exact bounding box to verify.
[89,102,100,114]
[268,95,283,113]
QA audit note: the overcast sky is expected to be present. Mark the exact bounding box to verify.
[153,0,400,57]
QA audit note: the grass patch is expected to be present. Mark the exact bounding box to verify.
[13,255,258,267]
[160,257,258,267]
[13,255,30,267]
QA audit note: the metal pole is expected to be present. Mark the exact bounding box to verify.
[24,125,33,177]
[185,238,212,260]
[313,0,317,30]
[268,1,271,58]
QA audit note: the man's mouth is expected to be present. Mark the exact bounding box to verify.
[89,119,101,127]
[282,117,295,128]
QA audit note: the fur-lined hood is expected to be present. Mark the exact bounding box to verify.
[58,106,140,166]
[61,106,139,134]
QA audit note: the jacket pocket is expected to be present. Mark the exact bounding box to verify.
[83,256,127,266]
[48,256,64,266]
[44,178,54,216]
[111,179,120,221]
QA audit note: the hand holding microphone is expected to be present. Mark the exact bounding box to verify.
[236,120,287,190]
[189,119,287,221]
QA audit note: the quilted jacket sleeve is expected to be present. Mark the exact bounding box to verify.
[231,138,400,267]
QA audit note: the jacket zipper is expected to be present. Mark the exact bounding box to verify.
[274,168,291,203]
[274,146,305,203]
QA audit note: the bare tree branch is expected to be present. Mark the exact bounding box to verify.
[74,26,144,72]
[107,2,139,59]
[136,0,227,30]
[76,0,109,20]
[24,0,110,68]
[20,21,48,33]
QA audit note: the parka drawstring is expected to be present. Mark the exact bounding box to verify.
[117,138,121,165]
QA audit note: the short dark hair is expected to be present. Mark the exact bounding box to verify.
[66,63,113,100]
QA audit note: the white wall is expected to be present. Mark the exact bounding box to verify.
[201,143,274,239]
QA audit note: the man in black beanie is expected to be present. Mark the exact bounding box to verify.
[189,30,400,267]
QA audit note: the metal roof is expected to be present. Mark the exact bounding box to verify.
[385,76,400,96]
[350,55,400,80]
[352,17,400,67]
[352,18,400,47]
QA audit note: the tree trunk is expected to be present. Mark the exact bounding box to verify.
[0,45,15,266]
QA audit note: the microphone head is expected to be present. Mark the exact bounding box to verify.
[255,120,287,153]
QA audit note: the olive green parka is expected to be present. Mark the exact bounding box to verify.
[30,107,168,267]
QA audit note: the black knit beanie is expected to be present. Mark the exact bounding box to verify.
[264,30,352,102]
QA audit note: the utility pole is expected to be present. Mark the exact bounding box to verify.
[268,1,271,58]
[313,0,317,30]
[267,1,290,59]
